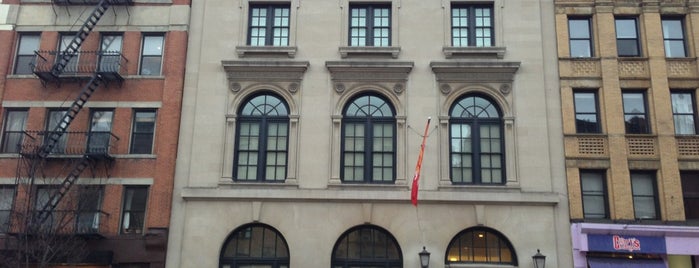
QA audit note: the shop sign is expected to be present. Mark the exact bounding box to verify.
[588,234,666,254]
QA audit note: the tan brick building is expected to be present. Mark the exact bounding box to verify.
[0,0,189,266]
[556,0,699,267]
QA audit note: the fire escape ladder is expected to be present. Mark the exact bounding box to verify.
[33,155,95,226]
[50,0,111,77]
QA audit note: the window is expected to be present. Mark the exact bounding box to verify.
[1,110,28,153]
[58,33,80,72]
[121,186,148,234]
[349,4,391,47]
[568,17,593,57]
[573,91,601,133]
[14,33,40,74]
[622,91,650,134]
[631,172,659,220]
[234,94,290,182]
[449,95,504,184]
[139,35,163,76]
[451,4,493,47]
[130,110,157,154]
[248,4,290,46]
[671,91,697,135]
[34,186,59,230]
[615,17,641,57]
[341,94,396,183]
[681,172,699,220]
[46,109,68,154]
[0,186,15,233]
[445,227,517,265]
[75,186,103,234]
[662,17,687,57]
[87,110,114,154]
[99,33,123,72]
[220,223,290,268]
[332,225,402,268]
[580,170,608,219]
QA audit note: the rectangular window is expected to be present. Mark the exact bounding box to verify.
[14,33,40,74]
[671,91,697,135]
[46,109,68,154]
[0,186,15,233]
[573,91,601,133]
[568,17,593,57]
[580,170,608,219]
[130,110,157,154]
[121,186,148,234]
[349,4,391,47]
[451,4,494,47]
[99,33,123,72]
[87,110,114,154]
[1,110,29,153]
[681,172,699,220]
[662,17,687,58]
[58,33,80,73]
[622,91,650,134]
[615,17,641,57]
[248,4,290,46]
[75,186,103,234]
[631,171,659,220]
[139,35,164,76]
[34,186,58,228]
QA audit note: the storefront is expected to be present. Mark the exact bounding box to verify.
[572,223,699,268]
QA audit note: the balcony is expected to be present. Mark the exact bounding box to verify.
[564,134,608,158]
[677,136,699,159]
[12,209,110,238]
[626,135,658,159]
[32,51,127,83]
[16,131,119,159]
[52,0,133,5]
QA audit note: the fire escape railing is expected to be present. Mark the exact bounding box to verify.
[32,51,127,83]
[19,131,120,158]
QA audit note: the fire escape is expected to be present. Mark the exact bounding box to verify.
[13,0,132,243]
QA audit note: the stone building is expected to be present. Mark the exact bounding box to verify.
[0,0,189,266]
[555,0,699,267]
[168,0,572,267]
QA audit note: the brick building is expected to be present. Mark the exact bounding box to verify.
[0,0,188,266]
[555,0,699,267]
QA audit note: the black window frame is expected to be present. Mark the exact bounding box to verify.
[0,185,16,233]
[130,109,157,154]
[120,186,148,235]
[87,109,114,154]
[75,185,103,234]
[449,94,505,185]
[340,94,397,184]
[615,17,641,57]
[98,32,124,72]
[45,109,69,154]
[568,16,594,57]
[450,4,494,47]
[233,93,290,182]
[630,171,660,220]
[14,33,40,75]
[580,170,609,219]
[1,109,29,154]
[445,227,518,265]
[247,3,291,46]
[220,223,290,268]
[680,171,699,221]
[661,16,687,58]
[331,225,403,268]
[348,4,392,47]
[622,91,651,134]
[671,90,697,135]
[573,90,601,133]
[139,34,164,76]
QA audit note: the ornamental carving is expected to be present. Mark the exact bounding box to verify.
[222,60,309,94]
[326,60,414,96]
[430,60,520,96]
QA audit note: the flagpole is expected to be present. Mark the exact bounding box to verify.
[411,117,431,206]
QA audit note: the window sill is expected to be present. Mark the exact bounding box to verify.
[218,178,300,188]
[339,46,401,59]
[443,46,506,59]
[127,75,165,79]
[327,181,407,190]
[437,183,521,192]
[113,154,157,159]
[236,46,297,58]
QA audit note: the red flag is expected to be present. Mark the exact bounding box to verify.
[411,117,431,206]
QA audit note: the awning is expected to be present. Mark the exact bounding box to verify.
[588,257,665,268]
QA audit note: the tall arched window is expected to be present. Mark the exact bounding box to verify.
[220,223,290,268]
[445,227,517,266]
[331,225,403,268]
[341,94,396,183]
[234,93,290,182]
[449,94,505,184]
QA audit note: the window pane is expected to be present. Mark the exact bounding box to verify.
[616,19,638,38]
[631,173,657,219]
[570,41,592,57]
[569,19,590,38]
[142,36,164,55]
[662,19,684,39]
[665,40,686,57]
[2,110,28,153]
[617,39,640,56]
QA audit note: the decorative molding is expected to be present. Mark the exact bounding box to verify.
[442,46,506,59]
[339,46,401,59]
[235,46,298,58]
[325,60,414,95]
[222,60,310,94]
[430,60,520,95]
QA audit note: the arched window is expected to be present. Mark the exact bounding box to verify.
[449,94,505,184]
[220,223,290,268]
[341,94,396,183]
[445,227,517,266]
[332,225,403,268]
[234,93,290,182]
